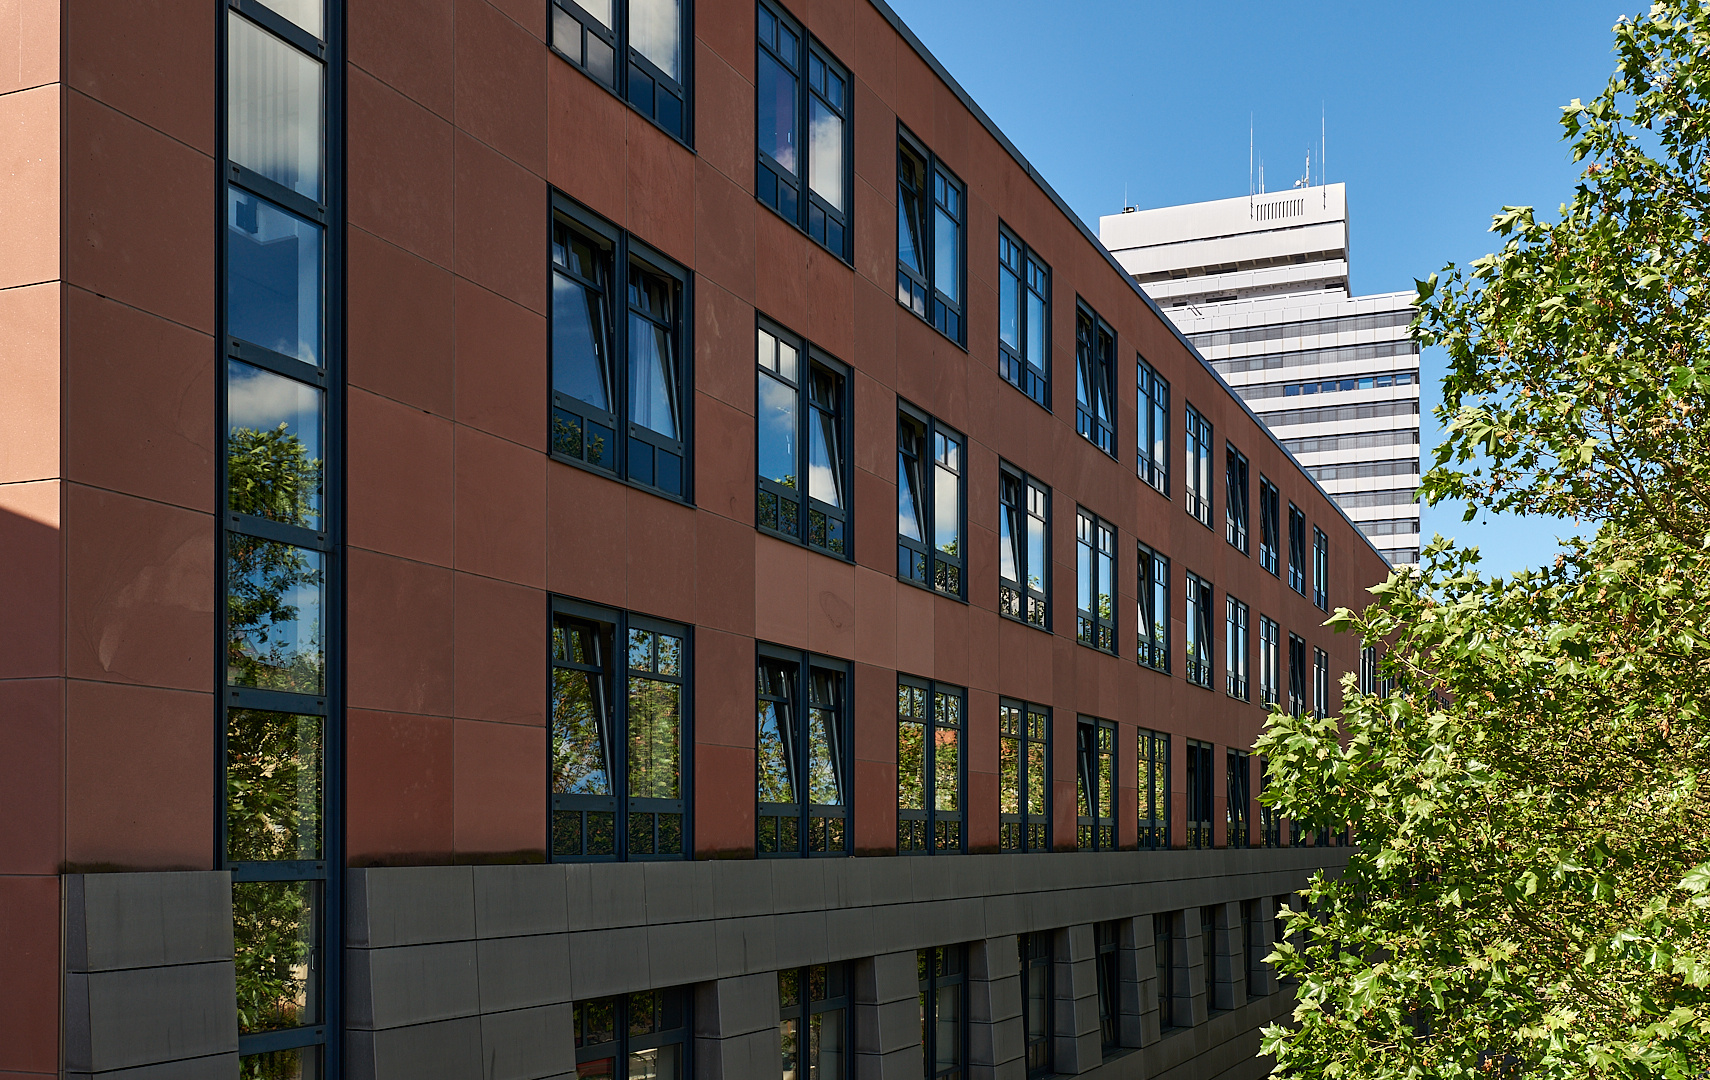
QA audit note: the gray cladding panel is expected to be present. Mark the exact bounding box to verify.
[66,872,235,972]
[66,963,239,1074]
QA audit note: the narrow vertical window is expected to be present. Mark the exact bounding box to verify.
[754,3,851,260]
[1312,526,1329,611]
[574,990,690,1080]
[1288,634,1307,717]
[1018,934,1053,1077]
[1226,750,1250,849]
[918,947,967,1080]
[1076,716,1116,850]
[1183,405,1212,527]
[1185,740,1214,849]
[1138,729,1170,849]
[1094,922,1120,1054]
[1154,915,1176,1030]
[551,0,690,140]
[998,226,1050,405]
[551,200,691,499]
[1137,542,1170,672]
[1360,645,1378,696]
[1242,900,1261,998]
[897,405,965,599]
[1259,758,1280,848]
[1201,908,1221,1011]
[1258,616,1280,707]
[1288,504,1307,594]
[1225,445,1249,552]
[1076,510,1117,654]
[757,322,850,556]
[897,129,965,345]
[1184,573,1213,689]
[1225,597,1249,701]
[1258,477,1280,575]
[999,700,1050,853]
[779,965,850,1080]
[551,603,690,861]
[757,651,849,857]
[897,679,965,854]
[998,465,1049,629]
[1075,304,1117,456]
[1314,647,1330,719]
[1137,358,1170,494]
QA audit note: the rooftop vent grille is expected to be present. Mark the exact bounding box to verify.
[1252,197,1304,222]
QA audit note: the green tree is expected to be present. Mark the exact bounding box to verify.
[1259,4,1710,1075]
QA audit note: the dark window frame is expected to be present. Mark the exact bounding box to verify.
[1185,739,1213,849]
[918,946,968,1080]
[998,699,1051,853]
[1224,595,1249,701]
[1076,715,1117,851]
[1257,476,1280,576]
[755,644,853,858]
[1154,913,1176,1030]
[1075,301,1118,458]
[997,224,1051,407]
[1184,572,1213,690]
[1312,526,1329,610]
[1314,646,1330,719]
[1225,444,1249,552]
[1258,615,1280,707]
[755,317,853,559]
[550,194,695,503]
[1287,503,1307,594]
[897,402,967,600]
[754,0,853,262]
[1226,748,1250,849]
[549,597,694,862]
[1018,933,1054,1077]
[1137,542,1170,673]
[1076,508,1117,655]
[574,988,692,1080]
[1287,633,1307,717]
[550,0,694,144]
[778,964,853,1080]
[1258,757,1281,848]
[1183,404,1212,528]
[1094,922,1121,1055]
[1137,357,1169,495]
[998,463,1050,631]
[1201,907,1222,1011]
[1138,728,1170,850]
[897,677,966,855]
[896,126,966,346]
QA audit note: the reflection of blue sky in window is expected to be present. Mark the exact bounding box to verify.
[228,360,320,442]
[628,0,681,78]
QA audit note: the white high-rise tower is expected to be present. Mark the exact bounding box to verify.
[1100,184,1421,565]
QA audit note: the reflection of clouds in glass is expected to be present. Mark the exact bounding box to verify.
[228,361,320,439]
[628,0,680,79]
[808,104,843,210]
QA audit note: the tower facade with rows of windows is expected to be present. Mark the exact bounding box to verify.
[0,1,1387,1077]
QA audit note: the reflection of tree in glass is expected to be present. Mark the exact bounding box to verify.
[233,880,313,1045]
[227,424,324,694]
[897,720,925,810]
[553,668,611,795]
[627,677,681,799]
[227,709,321,863]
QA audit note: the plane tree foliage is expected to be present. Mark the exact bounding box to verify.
[1258,4,1710,1075]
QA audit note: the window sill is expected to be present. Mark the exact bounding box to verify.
[1074,639,1119,658]
[548,42,695,155]
[756,193,854,268]
[549,448,695,509]
[999,373,1052,414]
[998,609,1052,634]
[1138,660,1170,676]
[757,522,854,565]
[897,298,968,353]
[898,572,967,605]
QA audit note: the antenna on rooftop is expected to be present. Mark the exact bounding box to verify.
[1321,104,1328,206]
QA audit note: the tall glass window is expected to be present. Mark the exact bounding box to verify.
[1225,596,1249,701]
[999,700,1050,853]
[1314,647,1331,719]
[1184,572,1213,689]
[1137,542,1169,672]
[1076,716,1116,850]
[1138,729,1170,849]
[779,965,850,1080]
[1137,358,1169,495]
[1154,914,1176,1030]
[1075,304,1117,457]
[1259,758,1281,848]
[1258,476,1280,575]
[551,0,690,140]
[757,649,849,857]
[551,602,690,861]
[1094,922,1120,1054]
[897,129,965,344]
[1313,526,1329,610]
[1185,739,1214,849]
[1288,634,1307,717]
[1018,933,1053,1077]
[998,226,1050,405]
[918,947,967,1080]
[897,405,965,599]
[755,1,851,259]
[1226,445,1249,552]
[1258,615,1280,707]
[897,679,965,854]
[1288,504,1308,594]
[757,321,850,557]
[551,199,691,500]
[1226,749,1250,849]
[998,464,1050,629]
[1183,405,1212,527]
[1201,908,1222,1011]
[1076,509,1116,654]
[574,989,690,1080]
[221,1,336,1072]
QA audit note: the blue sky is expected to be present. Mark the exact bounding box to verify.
[885,0,1639,578]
